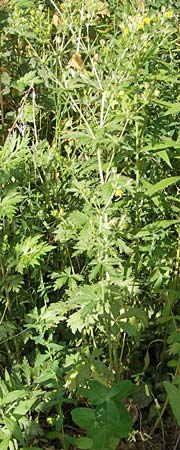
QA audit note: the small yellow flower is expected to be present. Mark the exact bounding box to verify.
[165,10,173,18]
[114,189,123,197]
[144,16,151,25]
[123,27,129,35]
[138,22,144,30]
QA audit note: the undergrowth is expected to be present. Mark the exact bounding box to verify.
[0,0,180,449]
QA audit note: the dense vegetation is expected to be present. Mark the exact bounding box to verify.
[0,0,180,449]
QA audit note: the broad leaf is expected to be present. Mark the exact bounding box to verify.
[163,382,180,425]
[71,407,95,431]
[75,437,93,449]
[0,437,10,450]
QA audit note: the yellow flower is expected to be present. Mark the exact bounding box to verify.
[144,16,150,25]
[114,189,123,197]
[138,22,144,30]
[123,27,129,35]
[165,10,173,18]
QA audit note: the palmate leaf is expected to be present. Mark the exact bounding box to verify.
[14,71,41,92]
[68,284,100,306]
[0,191,23,219]
[67,306,98,334]
[0,134,30,174]
[15,235,54,273]
[40,301,68,327]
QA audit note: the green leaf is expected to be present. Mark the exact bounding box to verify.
[14,71,41,92]
[4,417,25,445]
[142,138,180,152]
[0,437,10,450]
[92,425,108,450]
[0,390,27,406]
[136,220,180,237]
[75,437,93,449]
[110,380,134,400]
[20,448,43,450]
[15,235,54,273]
[156,150,172,168]
[143,350,150,371]
[164,103,180,116]
[21,356,31,386]
[119,322,137,336]
[35,371,55,384]
[145,176,180,196]
[0,191,23,219]
[13,397,37,415]
[106,400,131,438]
[163,382,180,425]
[71,408,95,431]
[79,381,110,405]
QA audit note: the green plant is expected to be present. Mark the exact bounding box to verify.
[0,0,180,448]
[72,379,134,450]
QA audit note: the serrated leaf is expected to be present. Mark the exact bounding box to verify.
[120,322,137,336]
[4,417,25,445]
[15,235,54,273]
[15,71,41,92]
[142,138,180,152]
[136,219,180,237]
[146,176,180,196]
[0,390,27,406]
[13,397,37,415]
[164,103,180,116]
[0,191,23,219]
[21,356,31,386]
[35,371,55,384]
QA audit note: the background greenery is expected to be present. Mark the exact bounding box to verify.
[0,0,180,449]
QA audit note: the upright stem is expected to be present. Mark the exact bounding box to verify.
[134,114,144,284]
